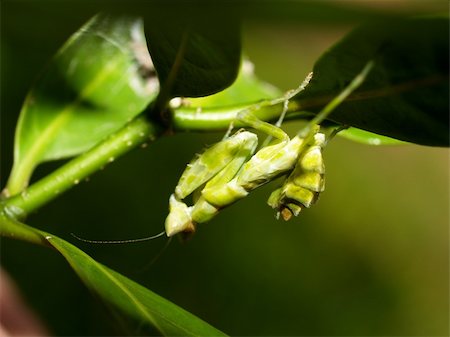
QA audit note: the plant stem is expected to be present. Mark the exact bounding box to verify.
[0,207,50,247]
[3,116,163,220]
[171,100,303,131]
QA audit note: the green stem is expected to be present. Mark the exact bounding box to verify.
[3,116,163,220]
[0,207,50,247]
[298,60,374,137]
[171,62,374,132]
[6,158,37,199]
[171,101,304,131]
[308,61,374,129]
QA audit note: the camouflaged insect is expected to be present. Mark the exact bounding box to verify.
[165,130,258,236]
[164,61,374,237]
[267,131,326,221]
[191,132,258,225]
[174,131,257,200]
[165,118,316,237]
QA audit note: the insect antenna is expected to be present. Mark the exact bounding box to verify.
[70,231,166,244]
[136,236,173,273]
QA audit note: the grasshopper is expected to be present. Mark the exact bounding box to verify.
[165,61,374,237]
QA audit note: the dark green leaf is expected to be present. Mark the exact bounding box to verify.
[170,59,285,130]
[294,17,449,147]
[7,14,158,195]
[145,9,241,99]
[48,237,227,337]
[185,59,282,108]
[0,212,226,336]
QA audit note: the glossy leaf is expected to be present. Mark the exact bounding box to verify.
[185,59,282,108]
[0,213,226,336]
[170,59,285,130]
[294,17,449,147]
[338,128,406,145]
[7,14,158,195]
[145,10,241,99]
[48,237,226,336]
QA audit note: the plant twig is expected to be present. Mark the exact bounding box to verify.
[3,116,162,220]
[0,208,50,247]
[171,99,303,131]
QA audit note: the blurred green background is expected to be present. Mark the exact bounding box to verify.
[1,1,448,336]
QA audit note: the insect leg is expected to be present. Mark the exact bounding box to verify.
[191,133,258,224]
[166,131,258,237]
[174,131,256,200]
[237,109,289,142]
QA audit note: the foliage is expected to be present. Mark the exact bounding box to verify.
[294,17,449,146]
[1,3,448,336]
[5,15,158,195]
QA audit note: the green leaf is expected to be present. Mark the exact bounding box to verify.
[48,237,226,336]
[294,17,449,147]
[7,14,158,195]
[0,213,226,336]
[185,59,282,108]
[145,10,241,100]
[338,128,406,145]
[170,59,285,130]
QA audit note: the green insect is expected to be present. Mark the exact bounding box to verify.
[267,131,326,220]
[165,61,374,237]
[166,130,258,236]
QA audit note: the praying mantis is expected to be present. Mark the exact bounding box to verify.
[165,60,374,237]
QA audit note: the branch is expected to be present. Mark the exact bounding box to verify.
[0,208,50,247]
[3,116,163,220]
[171,100,304,131]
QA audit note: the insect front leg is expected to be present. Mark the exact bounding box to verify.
[174,130,257,200]
[165,131,258,237]
[191,133,258,224]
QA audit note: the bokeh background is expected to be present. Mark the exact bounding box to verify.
[1,1,448,336]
